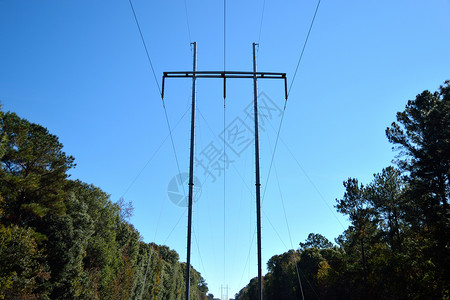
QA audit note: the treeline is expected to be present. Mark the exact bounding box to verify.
[0,108,208,299]
[236,81,450,300]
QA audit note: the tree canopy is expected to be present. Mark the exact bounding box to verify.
[236,80,450,300]
[0,109,208,299]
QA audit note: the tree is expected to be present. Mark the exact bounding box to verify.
[235,81,450,299]
[0,110,77,297]
[235,277,260,300]
[366,167,405,252]
[0,225,50,299]
[0,111,75,226]
[265,250,300,300]
[0,107,211,299]
[299,233,333,250]
[335,178,379,297]
[117,197,134,221]
[386,81,450,213]
[386,80,450,296]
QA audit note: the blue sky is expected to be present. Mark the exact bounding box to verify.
[1,0,450,298]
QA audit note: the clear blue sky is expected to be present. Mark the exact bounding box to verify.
[1,0,449,298]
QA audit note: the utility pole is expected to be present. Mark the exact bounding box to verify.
[162,43,286,300]
[220,284,229,300]
[252,42,263,300]
[185,41,197,300]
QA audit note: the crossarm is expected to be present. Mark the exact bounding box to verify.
[162,71,287,99]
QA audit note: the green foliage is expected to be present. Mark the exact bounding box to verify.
[237,81,450,300]
[0,225,50,299]
[265,250,299,299]
[0,111,74,225]
[0,107,209,299]
[235,277,260,300]
[386,81,450,212]
[386,80,450,298]
[299,233,333,250]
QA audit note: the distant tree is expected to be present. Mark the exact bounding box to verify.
[235,277,259,300]
[335,178,379,298]
[366,167,405,252]
[117,197,134,221]
[265,250,300,299]
[299,233,333,250]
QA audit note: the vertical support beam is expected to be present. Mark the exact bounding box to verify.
[186,41,197,300]
[252,42,263,300]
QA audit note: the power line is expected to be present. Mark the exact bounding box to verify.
[262,209,289,250]
[288,0,321,97]
[163,209,187,244]
[197,106,259,292]
[263,206,319,300]
[262,100,287,204]
[163,106,187,197]
[128,0,162,96]
[261,121,307,299]
[257,0,266,44]
[139,244,153,299]
[223,0,226,71]
[127,0,186,199]
[193,227,207,277]
[258,0,321,205]
[127,3,191,293]
[261,150,319,299]
[196,108,254,197]
[273,165,307,300]
[120,106,190,198]
[238,228,256,288]
[263,103,346,230]
[183,0,192,43]
[260,0,323,236]
[281,138,346,230]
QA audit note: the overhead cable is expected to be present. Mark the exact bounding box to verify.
[288,0,321,97]
[184,0,193,43]
[257,0,266,44]
[128,0,162,96]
